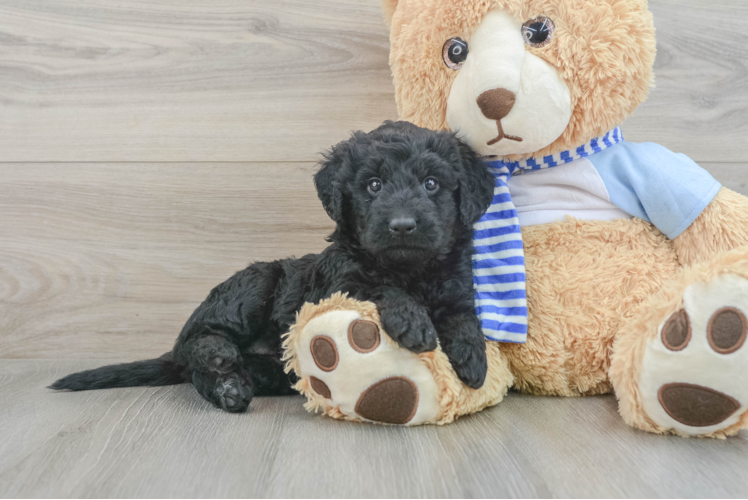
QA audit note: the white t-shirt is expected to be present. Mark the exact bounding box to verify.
[506,141,722,239]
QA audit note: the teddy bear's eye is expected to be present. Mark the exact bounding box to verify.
[442,38,469,70]
[522,16,555,48]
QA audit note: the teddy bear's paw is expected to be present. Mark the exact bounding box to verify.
[295,310,441,425]
[639,273,748,436]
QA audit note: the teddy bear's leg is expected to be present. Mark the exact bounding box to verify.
[282,293,513,425]
[610,247,748,438]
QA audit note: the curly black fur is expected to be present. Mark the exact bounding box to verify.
[51,121,496,413]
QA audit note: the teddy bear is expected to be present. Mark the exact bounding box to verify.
[282,0,748,438]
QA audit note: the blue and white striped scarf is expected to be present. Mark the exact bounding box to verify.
[473,128,624,343]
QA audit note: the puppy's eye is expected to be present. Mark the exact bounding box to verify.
[423,177,439,193]
[522,16,555,48]
[442,38,469,70]
[367,178,382,195]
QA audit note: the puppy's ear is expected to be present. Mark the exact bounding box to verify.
[314,144,348,223]
[455,140,495,227]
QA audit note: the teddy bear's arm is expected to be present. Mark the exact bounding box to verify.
[673,188,748,266]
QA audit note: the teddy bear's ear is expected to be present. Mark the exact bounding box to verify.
[381,0,398,27]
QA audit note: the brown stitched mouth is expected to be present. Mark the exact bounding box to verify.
[487,120,523,145]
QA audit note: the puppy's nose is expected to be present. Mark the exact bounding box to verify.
[389,217,417,236]
[477,88,516,121]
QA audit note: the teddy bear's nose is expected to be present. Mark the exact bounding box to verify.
[477,88,516,121]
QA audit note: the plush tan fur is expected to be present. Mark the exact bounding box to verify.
[387,0,656,160]
[283,293,514,425]
[282,293,380,421]
[610,247,748,438]
[379,0,748,436]
[674,188,748,267]
[284,0,748,436]
[505,217,679,397]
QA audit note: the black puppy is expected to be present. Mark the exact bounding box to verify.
[51,121,495,413]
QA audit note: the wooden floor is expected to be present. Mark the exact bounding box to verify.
[1,360,748,498]
[2,0,748,497]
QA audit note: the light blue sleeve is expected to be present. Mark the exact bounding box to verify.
[588,141,722,239]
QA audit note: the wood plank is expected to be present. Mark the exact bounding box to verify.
[0,0,746,163]
[704,163,748,195]
[1,359,747,498]
[0,0,398,163]
[0,163,334,360]
[623,0,748,162]
[1,163,746,360]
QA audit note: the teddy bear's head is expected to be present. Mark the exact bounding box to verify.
[382,0,656,159]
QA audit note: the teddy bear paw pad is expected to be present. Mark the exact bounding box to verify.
[295,310,439,425]
[661,309,691,351]
[639,273,748,435]
[310,335,338,371]
[658,383,739,427]
[355,377,419,425]
[708,307,747,354]
[348,320,380,352]
[309,376,332,399]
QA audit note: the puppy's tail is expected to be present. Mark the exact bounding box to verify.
[49,352,186,391]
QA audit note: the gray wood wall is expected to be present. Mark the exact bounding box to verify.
[1,0,747,360]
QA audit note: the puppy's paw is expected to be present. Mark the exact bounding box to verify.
[442,339,488,389]
[380,306,437,353]
[214,372,253,413]
[193,335,242,374]
[192,370,253,413]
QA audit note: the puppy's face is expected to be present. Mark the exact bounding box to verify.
[351,143,460,264]
[315,121,494,267]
